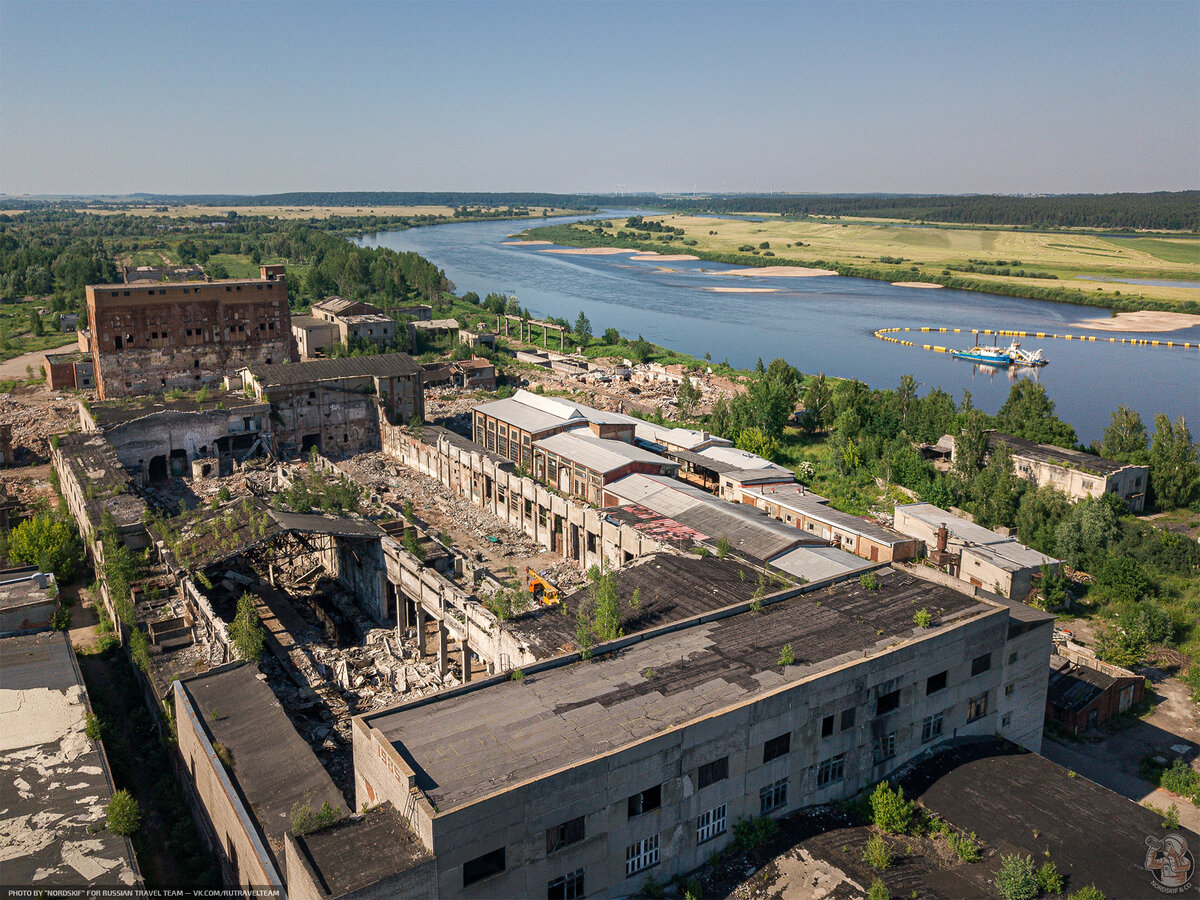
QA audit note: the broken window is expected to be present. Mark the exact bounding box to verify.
[971,653,992,676]
[547,868,585,900]
[821,715,834,738]
[697,756,728,788]
[841,708,856,731]
[873,732,896,763]
[921,712,943,743]
[876,689,901,716]
[967,692,988,722]
[816,755,844,788]
[759,776,788,813]
[463,847,505,887]
[763,732,790,762]
[627,784,661,818]
[546,816,584,854]
[926,671,948,694]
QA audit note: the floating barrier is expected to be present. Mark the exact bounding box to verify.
[873,326,1198,356]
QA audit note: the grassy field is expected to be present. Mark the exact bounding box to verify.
[75,204,583,220]
[578,214,1200,307]
[0,300,78,363]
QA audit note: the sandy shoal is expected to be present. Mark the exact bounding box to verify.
[538,247,640,256]
[630,253,699,261]
[502,240,552,245]
[704,287,779,293]
[891,282,944,289]
[1071,310,1200,334]
[720,266,838,278]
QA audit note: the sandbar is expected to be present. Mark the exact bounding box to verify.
[704,287,779,293]
[539,247,641,256]
[502,240,552,245]
[720,266,838,278]
[891,282,944,289]
[630,253,699,261]
[1071,310,1200,334]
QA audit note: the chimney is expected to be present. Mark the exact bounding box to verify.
[936,524,948,553]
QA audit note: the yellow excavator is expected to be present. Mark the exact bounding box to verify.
[525,567,560,605]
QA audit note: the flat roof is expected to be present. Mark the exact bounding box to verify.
[0,569,55,613]
[342,313,394,324]
[474,395,579,435]
[964,538,1058,572]
[604,473,810,561]
[90,277,269,291]
[990,432,1135,477]
[411,318,459,329]
[742,484,911,546]
[0,631,140,887]
[291,315,333,329]
[369,568,990,811]
[535,430,677,475]
[1047,655,1121,712]
[88,391,268,429]
[895,502,1012,546]
[292,803,430,897]
[698,445,779,471]
[768,544,874,582]
[507,553,769,659]
[44,350,91,364]
[312,296,368,314]
[55,432,147,528]
[248,352,421,385]
[183,665,346,846]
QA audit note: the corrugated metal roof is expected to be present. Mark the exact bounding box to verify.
[534,431,677,475]
[896,503,1011,546]
[698,445,778,470]
[768,545,873,582]
[744,485,911,546]
[248,352,421,385]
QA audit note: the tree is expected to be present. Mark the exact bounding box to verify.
[628,335,653,363]
[736,427,779,461]
[1054,496,1119,570]
[1016,486,1071,555]
[870,781,914,834]
[7,514,83,584]
[800,373,832,433]
[895,374,917,425]
[573,310,592,344]
[995,381,1076,448]
[1149,415,1200,510]
[995,854,1038,900]
[969,441,1024,531]
[1101,405,1149,463]
[29,309,44,336]
[105,789,141,836]
[603,327,620,345]
[229,592,264,662]
[676,377,701,419]
[954,410,990,477]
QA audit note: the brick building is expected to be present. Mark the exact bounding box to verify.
[42,350,94,391]
[85,277,296,399]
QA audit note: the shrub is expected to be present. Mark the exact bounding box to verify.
[85,712,102,742]
[1068,886,1105,900]
[779,644,795,666]
[229,592,264,662]
[870,782,914,834]
[1037,861,1065,895]
[510,668,525,682]
[860,571,881,591]
[105,789,141,836]
[1159,759,1200,802]
[733,814,778,851]
[995,854,1038,900]
[684,876,703,900]
[863,833,893,871]
[128,627,152,674]
[50,607,72,631]
[289,799,342,836]
[867,879,890,900]
[948,830,981,863]
[716,534,730,558]
[913,608,932,628]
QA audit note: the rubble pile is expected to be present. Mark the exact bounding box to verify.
[0,387,81,462]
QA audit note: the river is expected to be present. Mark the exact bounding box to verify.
[359,212,1199,442]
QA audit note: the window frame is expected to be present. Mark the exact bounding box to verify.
[759,776,789,814]
[967,691,988,722]
[625,835,660,878]
[697,756,729,789]
[546,816,585,855]
[696,804,728,845]
[627,784,662,819]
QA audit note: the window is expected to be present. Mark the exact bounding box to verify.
[1002,713,1012,728]
[1008,650,1018,664]
[463,847,506,887]
[873,732,896,763]
[816,755,845,788]
[696,804,727,844]
[763,732,791,762]
[926,671,948,694]
[876,689,901,716]
[1005,683,1015,697]
[921,712,943,743]
[759,777,788,813]
[627,784,661,818]
[625,835,659,877]
[546,816,585,854]
[967,692,988,722]
[821,715,834,738]
[548,868,585,900]
[697,757,728,788]
[841,708,856,731]
[971,653,992,676]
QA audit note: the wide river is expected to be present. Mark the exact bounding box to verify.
[360,212,1199,442]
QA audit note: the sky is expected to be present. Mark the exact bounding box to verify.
[2,0,1197,196]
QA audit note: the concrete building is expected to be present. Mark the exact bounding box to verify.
[738,483,922,563]
[969,432,1149,513]
[458,326,495,350]
[121,262,206,283]
[291,315,340,359]
[388,303,433,321]
[242,353,424,456]
[81,391,273,484]
[85,275,295,399]
[893,503,1058,600]
[353,567,1052,898]
[1046,641,1144,735]
[450,357,496,391]
[59,311,80,332]
[533,429,680,504]
[307,298,396,351]
[52,432,149,551]
[0,630,141,887]
[42,350,94,390]
[0,567,57,635]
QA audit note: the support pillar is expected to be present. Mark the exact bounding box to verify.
[544,326,548,348]
[460,640,472,683]
[436,621,448,677]
[559,329,564,350]
[415,607,427,656]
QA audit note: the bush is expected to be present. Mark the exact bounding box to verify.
[50,606,72,631]
[948,829,981,863]
[863,833,892,871]
[870,782,914,834]
[6,514,83,584]
[1159,759,1200,802]
[913,608,932,628]
[995,854,1038,900]
[733,814,778,851]
[859,571,880,591]
[289,799,341,836]
[229,592,264,662]
[867,879,890,900]
[779,644,795,666]
[683,876,703,900]
[85,712,102,742]
[105,789,141,836]
[1037,861,1065,895]
[1068,886,1105,900]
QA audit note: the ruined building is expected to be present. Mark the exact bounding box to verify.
[85,276,296,399]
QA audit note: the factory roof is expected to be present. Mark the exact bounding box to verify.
[0,631,140,887]
[368,567,991,811]
[55,432,147,528]
[86,391,268,429]
[43,350,92,365]
[604,473,812,561]
[988,432,1135,476]
[291,315,333,329]
[311,296,368,315]
[90,276,268,291]
[534,430,677,476]
[743,484,916,547]
[720,466,797,487]
[342,313,395,325]
[0,568,56,614]
[410,318,460,330]
[895,502,1014,547]
[1046,655,1124,712]
[697,445,780,471]
[248,352,422,386]
[182,665,346,847]
[962,538,1058,572]
[768,544,875,583]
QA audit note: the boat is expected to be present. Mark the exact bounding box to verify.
[952,346,1012,366]
[1002,341,1048,367]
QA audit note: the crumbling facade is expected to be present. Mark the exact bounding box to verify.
[85,277,296,399]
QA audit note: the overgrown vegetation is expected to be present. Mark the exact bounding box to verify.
[229,592,265,662]
[994,854,1039,900]
[105,789,141,836]
[870,781,915,834]
[289,798,342,835]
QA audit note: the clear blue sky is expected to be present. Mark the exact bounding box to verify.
[2,0,1197,195]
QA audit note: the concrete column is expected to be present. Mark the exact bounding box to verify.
[436,621,449,677]
[560,329,564,350]
[544,326,548,348]
[460,640,472,683]
[415,607,427,656]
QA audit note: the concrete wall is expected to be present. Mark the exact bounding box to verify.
[358,604,1022,899]
[1010,451,1148,513]
[284,828,438,900]
[742,492,920,564]
[174,679,285,892]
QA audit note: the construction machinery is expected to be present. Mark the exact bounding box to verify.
[525,567,560,605]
